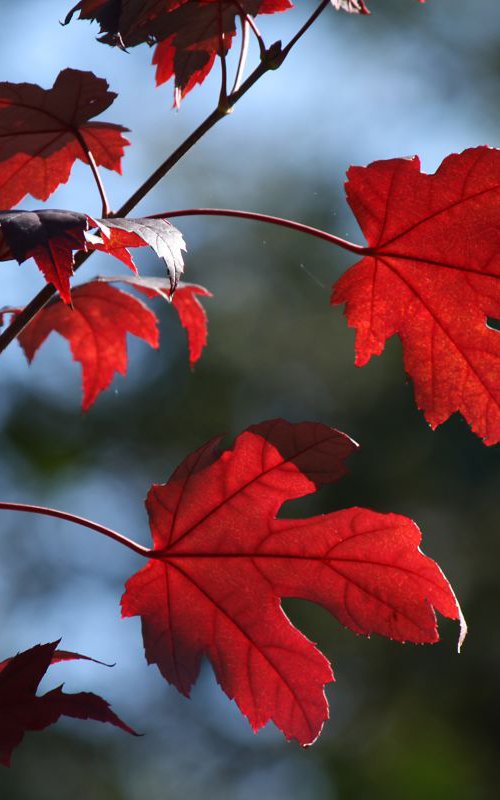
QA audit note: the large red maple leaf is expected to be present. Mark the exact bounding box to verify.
[122,419,463,745]
[0,641,136,767]
[332,146,500,446]
[0,69,129,209]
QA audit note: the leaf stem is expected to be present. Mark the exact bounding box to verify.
[149,207,367,255]
[76,132,112,218]
[217,0,230,111]
[0,0,331,354]
[232,17,251,94]
[0,501,152,558]
[231,1,266,60]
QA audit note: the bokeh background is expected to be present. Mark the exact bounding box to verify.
[0,1,499,797]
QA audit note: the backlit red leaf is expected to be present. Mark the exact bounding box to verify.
[0,641,136,767]
[96,275,212,366]
[331,146,500,445]
[18,281,159,410]
[0,69,129,208]
[171,283,212,366]
[122,419,463,745]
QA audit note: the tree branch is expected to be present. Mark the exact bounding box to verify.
[281,0,330,59]
[0,0,331,355]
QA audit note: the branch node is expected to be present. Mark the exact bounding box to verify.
[263,40,285,70]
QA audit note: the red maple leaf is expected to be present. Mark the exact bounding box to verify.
[0,69,129,209]
[18,281,159,410]
[96,275,212,366]
[331,146,500,445]
[122,419,464,745]
[0,640,136,767]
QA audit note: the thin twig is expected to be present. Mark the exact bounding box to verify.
[149,207,367,255]
[0,501,153,558]
[281,0,330,59]
[0,0,332,355]
[76,132,111,218]
[231,17,250,94]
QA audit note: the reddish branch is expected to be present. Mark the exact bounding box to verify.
[0,0,331,355]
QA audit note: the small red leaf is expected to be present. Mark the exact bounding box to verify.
[96,275,212,367]
[331,146,500,445]
[0,69,129,208]
[0,641,136,767]
[18,281,159,410]
[122,419,463,745]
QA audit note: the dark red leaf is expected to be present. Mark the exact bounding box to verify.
[0,209,90,304]
[64,0,183,44]
[0,648,112,672]
[0,641,136,767]
[18,281,159,410]
[331,146,500,445]
[122,419,464,745]
[0,69,129,209]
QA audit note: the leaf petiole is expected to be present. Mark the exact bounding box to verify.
[76,132,112,218]
[0,501,152,558]
[149,207,367,256]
